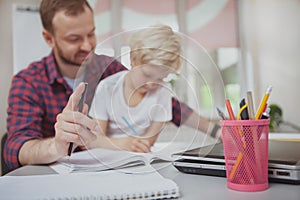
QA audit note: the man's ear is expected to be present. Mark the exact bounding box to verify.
[42,30,55,48]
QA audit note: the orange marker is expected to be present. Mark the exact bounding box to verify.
[225,99,236,120]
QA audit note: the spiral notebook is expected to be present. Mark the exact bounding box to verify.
[0,165,179,199]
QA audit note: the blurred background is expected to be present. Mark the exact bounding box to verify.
[1,0,300,139]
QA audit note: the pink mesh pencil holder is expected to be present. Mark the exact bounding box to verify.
[221,119,269,192]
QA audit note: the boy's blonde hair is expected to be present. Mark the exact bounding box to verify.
[129,25,182,71]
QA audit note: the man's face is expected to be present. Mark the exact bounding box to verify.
[51,5,96,67]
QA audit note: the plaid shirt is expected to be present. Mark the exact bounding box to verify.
[5,51,192,170]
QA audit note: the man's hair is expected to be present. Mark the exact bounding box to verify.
[40,0,93,34]
[129,25,182,71]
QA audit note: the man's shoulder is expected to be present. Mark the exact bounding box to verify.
[17,60,45,76]
[14,54,53,82]
[98,71,127,91]
[101,71,127,84]
[89,54,120,68]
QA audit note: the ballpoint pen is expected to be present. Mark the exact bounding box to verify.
[68,82,88,157]
[121,116,139,136]
[239,98,249,120]
[260,107,270,119]
[216,107,226,120]
[255,86,272,119]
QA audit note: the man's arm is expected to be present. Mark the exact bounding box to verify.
[184,111,222,139]
[171,97,193,126]
[18,137,62,166]
[5,82,99,169]
[20,83,100,165]
[5,76,47,169]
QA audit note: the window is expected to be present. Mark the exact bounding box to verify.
[90,0,240,118]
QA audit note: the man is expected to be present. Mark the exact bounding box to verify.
[5,0,220,171]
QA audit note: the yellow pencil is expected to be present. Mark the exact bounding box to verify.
[255,86,272,119]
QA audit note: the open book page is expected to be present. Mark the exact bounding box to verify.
[139,141,195,163]
[50,141,193,174]
[0,165,179,200]
[51,148,147,174]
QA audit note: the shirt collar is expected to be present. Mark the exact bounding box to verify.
[46,50,64,85]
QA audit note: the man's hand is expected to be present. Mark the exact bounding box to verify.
[19,83,100,166]
[54,82,99,156]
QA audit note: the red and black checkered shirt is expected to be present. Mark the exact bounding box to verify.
[5,51,192,170]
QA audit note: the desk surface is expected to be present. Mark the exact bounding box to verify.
[5,129,300,199]
[7,163,300,200]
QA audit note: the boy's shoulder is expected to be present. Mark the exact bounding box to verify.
[99,70,127,89]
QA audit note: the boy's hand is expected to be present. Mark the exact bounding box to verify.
[115,137,151,153]
[130,138,151,152]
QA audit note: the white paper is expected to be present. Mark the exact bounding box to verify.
[50,142,193,174]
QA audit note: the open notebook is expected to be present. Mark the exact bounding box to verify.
[51,142,190,174]
[0,165,179,200]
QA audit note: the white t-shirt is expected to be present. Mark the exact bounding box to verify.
[89,71,172,138]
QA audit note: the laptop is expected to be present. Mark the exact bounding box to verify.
[172,140,300,184]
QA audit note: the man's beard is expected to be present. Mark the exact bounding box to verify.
[56,45,91,67]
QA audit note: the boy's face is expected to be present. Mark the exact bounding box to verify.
[130,64,173,94]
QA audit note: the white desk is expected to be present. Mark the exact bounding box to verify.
[5,129,300,199]
[7,163,300,200]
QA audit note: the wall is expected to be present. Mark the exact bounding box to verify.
[0,0,40,175]
[239,0,300,127]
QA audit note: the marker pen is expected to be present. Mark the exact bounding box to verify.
[260,107,270,119]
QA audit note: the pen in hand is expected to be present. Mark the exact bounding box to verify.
[121,116,139,136]
[68,82,88,157]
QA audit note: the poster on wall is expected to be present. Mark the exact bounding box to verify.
[12,4,50,75]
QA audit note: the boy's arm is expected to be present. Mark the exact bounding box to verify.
[88,119,150,152]
[110,121,163,152]
[90,119,160,153]
[141,121,165,147]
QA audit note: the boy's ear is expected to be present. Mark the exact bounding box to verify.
[130,52,137,67]
[42,29,55,48]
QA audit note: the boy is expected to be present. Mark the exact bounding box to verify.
[89,25,182,152]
